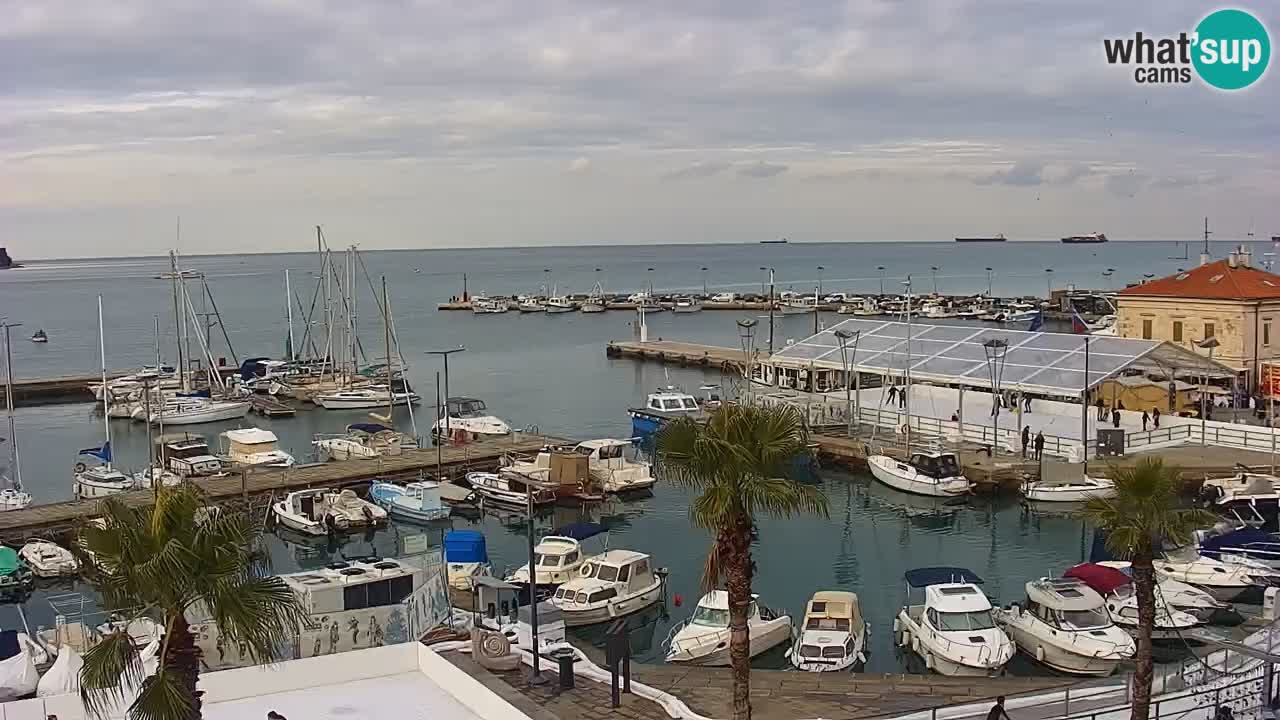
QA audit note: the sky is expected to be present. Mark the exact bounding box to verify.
[2,0,1278,259]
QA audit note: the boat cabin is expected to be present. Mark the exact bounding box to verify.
[281,558,424,614]
[644,391,699,414]
[908,452,962,479]
[221,428,284,457]
[443,397,490,420]
[1017,578,1111,631]
[155,433,224,477]
[552,550,655,606]
[803,591,859,633]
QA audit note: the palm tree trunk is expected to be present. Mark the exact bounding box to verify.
[165,613,204,720]
[723,523,755,720]
[1131,547,1156,720]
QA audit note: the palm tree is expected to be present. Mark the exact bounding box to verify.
[1080,458,1213,720]
[75,484,308,720]
[657,404,827,720]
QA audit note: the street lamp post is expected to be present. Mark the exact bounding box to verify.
[877,266,886,296]
[930,266,939,295]
[1045,268,1054,301]
[1198,336,1220,446]
[738,319,757,404]
[759,267,768,296]
[1102,268,1114,290]
[427,346,466,441]
[983,339,1009,456]
[835,329,860,436]
[647,267,655,296]
[817,266,825,296]
[985,267,994,297]
[701,267,709,296]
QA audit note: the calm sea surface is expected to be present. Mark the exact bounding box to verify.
[0,240,1252,670]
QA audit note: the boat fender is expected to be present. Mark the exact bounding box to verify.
[911,636,921,655]
[856,651,866,665]
[74,462,87,474]
[924,652,934,670]
[1035,646,1045,662]
[898,424,909,436]
[891,618,900,633]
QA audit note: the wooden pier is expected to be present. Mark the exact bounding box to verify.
[248,394,296,417]
[605,340,750,371]
[0,433,562,543]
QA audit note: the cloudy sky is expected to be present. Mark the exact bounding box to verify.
[2,0,1277,258]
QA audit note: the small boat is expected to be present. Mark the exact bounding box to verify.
[580,283,607,313]
[672,297,703,313]
[574,439,657,493]
[1197,527,1280,570]
[0,488,31,512]
[18,541,77,578]
[314,385,419,410]
[1096,560,1241,625]
[868,451,972,498]
[506,522,607,586]
[517,298,544,313]
[550,550,664,627]
[627,387,705,438]
[1153,546,1261,602]
[1065,563,1202,639]
[0,629,42,701]
[545,295,576,313]
[893,567,1014,676]
[788,591,868,672]
[1198,468,1280,505]
[1062,233,1108,244]
[471,297,510,314]
[432,397,512,440]
[464,470,556,507]
[221,428,295,468]
[155,433,225,478]
[313,423,407,461]
[444,530,492,596]
[1022,475,1115,503]
[270,488,388,536]
[666,590,792,665]
[147,398,251,425]
[993,577,1133,676]
[367,480,451,523]
[28,330,47,344]
[0,547,33,595]
[74,463,135,499]
[779,296,817,315]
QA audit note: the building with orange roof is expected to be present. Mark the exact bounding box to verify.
[1117,246,1280,390]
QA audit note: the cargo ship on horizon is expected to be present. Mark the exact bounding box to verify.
[1061,233,1108,244]
[954,234,1007,243]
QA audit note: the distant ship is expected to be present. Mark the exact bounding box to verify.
[0,247,17,269]
[759,238,789,244]
[1061,233,1108,244]
[955,234,1006,243]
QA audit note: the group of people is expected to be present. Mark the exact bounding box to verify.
[884,385,908,408]
[1020,426,1046,460]
[1094,396,1163,430]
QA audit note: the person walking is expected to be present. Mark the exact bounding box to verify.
[1141,410,1149,431]
[1153,406,1161,428]
[1034,430,1045,461]
[1021,425,1030,458]
[1111,408,1121,428]
[1024,394,1033,413]
[988,697,1011,720]
[899,385,907,408]
[886,385,898,405]
[1096,396,1105,421]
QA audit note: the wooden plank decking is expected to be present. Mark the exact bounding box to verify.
[0,433,561,542]
[605,340,753,371]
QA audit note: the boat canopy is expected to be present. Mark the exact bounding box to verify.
[239,357,273,379]
[904,567,983,587]
[1201,528,1280,551]
[1063,563,1131,595]
[0,547,18,575]
[444,530,488,563]
[553,521,608,541]
[1025,577,1104,611]
[347,423,393,434]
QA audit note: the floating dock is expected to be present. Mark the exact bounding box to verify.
[0,433,562,543]
[605,340,749,371]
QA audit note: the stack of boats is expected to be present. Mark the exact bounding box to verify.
[502,439,657,495]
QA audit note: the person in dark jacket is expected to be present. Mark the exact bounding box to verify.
[1153,406,1161,428]
[1096,396,1105,421]
[1112,408,1121,428]
[1141,410,1149,431]
[1021,426,1030,458]
[1034,430,1045,460]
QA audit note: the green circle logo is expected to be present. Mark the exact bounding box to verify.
[1192,9,1271,90]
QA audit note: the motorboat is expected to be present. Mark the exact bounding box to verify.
[672,297,703,313]
[0,547,33,596]
[221,428,295,468]
[89,365,180,401]
[432,397,512,441]
[29,330,47,344]
[1088,315,1118,336]
[314,386,419,410]
[1155,545,1265,602]
[18,541,78,578]
[146,398,250,425]
[314,422,407,462]
[444,530,493,597]
[471,297,510,314]
[517,298,544,313]
[1199,468,1280,506]
[236,358,293,394]
[574,439,657,493]
[270,488,388,536]
[74,463,135,499]
[1022,475,1115,503]
[581,283,607,314]
[464,470,557,508]
[551,550,664,627]
[893,567,1014,676]
[1096,561,1241,625]
[154,433,225,478]
[131,466,184,490]
[779,296,818,315]
[868,451,972,498]
[666,590,793,666]
[0,629,43,701]
[628,388,704,438]
[787,591,868,672]
[1064,563,1202,640]
[367,480,450,524]
[507,522,608,587]
[1197,527,1280,570]
[0,488,31,512]
[992,577,1133,676]
[545,295,576,313]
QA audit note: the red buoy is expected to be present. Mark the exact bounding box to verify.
[673,594,683,607]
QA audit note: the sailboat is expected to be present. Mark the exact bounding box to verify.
[315,275,420,410]
[580,282,607,314]
[75,297,135,499]
[0,324,33,511]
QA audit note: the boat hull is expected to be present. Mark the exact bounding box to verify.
[668,620,793,665]
[315,392,418,410]
[1000,623,1125,676]
[868,456,970,498]
[74,475,134,498]
[561,583,663,627]
[150,402,250,425]
[1023,481,1115,503]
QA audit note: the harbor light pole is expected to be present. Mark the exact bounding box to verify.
[701,267,708,296]
[930,266,939,295]
[835,329,859,436]
[1044,268,1054,301]
[525,481,546,685]
[983,339,1009,456]
[426,347,465,441]
[1197,336,1220,446]
[647,267,655,296]
[738,319,757,404]
[1102,268,1115,290]
[817,266,825,296]
[877,266,886,296]
[985,267,993,297]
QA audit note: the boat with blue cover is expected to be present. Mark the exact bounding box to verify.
[368,479,450,524]
[627,387,708,438]
[444,530,492,598]
[1198,527,1280,570]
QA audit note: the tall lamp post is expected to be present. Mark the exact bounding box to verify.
[877,266,886,296]
[1044,268,1054,301]
[1197,336,1220,446]
[983,339,1009,456]
[835,329,860,436]
[426,346,466,441]
[701,267,709,296]
[930,266,939,295]
[1102,268,1115,290]
[646,267,655,296]
[817,266,825,297]
[985,267,994,297]
[738,318,757,404]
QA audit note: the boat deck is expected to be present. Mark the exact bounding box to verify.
[606,340,751,371]
[248,394,297,417]
[0,433,561,543]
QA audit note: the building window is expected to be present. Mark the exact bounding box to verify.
[1173,321,1183,342]
[1266,322,1272,347]
[1205,322,1215,339]
[1142,319,1153,340]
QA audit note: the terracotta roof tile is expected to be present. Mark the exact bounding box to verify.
[1118,259,1280,300]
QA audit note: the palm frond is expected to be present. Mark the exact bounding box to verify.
[80,630,145,719]
[207,576,309,664]
[1078,458,1213,559]
[701,539,725,594]
[128,666,195,720]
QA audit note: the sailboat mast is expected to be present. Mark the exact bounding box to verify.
[98,295,112,470]
[154,314,167,470]
[904,276,913,455]
[170,253,187,391]
[2,322,21,490]
[285,269,296,364]
[384,276,393,421]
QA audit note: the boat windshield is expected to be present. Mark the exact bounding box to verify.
[449,399,488,417]
[690,606,730,627]
[1056,608,1110,630]
[935,610,996,631]
[580,562,620,582]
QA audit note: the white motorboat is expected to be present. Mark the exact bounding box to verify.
[155,433,225,478]
[432,397,512,440]
[1096,561,1239,625]
[221,428,295,468]
[465,470,556,507]
[573,439,657,493]
[0,488,31,512]
[89,365,180,401]
[581,283,607,313]
[506,524,607,586]
[314,386,419,410]
[893,567,1014,677]
[868,451,972,498]
[367,480,450,523]
[517,298,545,313]
[1155,546,1262,602]
[666,590,793,665]
[993,577,1133,676]
[779,296,817,315]
[18,541,78,578]
[471,297,510,314]
[0,632,43,701]
[672,297,703,313]
[788,591,868,672]
[444,529,493,593]
[1022,475,1115,503]
[147,398,250,425]
[1065,563,1202,639]
[628,387,706,438]
[270,488,388,536]
[1197,526,1280,571]
[74,463,135,499]
[313,422,407,462]
[545,295,576,313]
[550,550,664,627]
[131,466,184,490]
[1199,469,1280,505]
